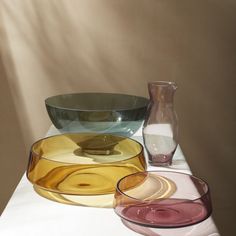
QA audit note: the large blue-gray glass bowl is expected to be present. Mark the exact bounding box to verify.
[45,93,149,137]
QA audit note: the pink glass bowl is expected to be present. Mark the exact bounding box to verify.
[121,217,219,236]
[114,171,212,228]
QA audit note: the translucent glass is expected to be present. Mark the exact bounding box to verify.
[114,171,212,229]
[143,81,178,166]
[27,133,146,207]
[45,93,148,137]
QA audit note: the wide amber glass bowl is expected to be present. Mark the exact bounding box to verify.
[27,133,146,207]
[45,93,148,137]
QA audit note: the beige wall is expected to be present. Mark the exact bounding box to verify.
[0,1,235,235]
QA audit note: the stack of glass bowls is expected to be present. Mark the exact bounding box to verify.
[27,93,149,207]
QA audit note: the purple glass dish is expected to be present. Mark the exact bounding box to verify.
[114,171,212,229]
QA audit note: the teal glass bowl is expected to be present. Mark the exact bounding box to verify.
[45,93,149,137]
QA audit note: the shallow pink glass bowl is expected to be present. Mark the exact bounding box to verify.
[114,171,212,228]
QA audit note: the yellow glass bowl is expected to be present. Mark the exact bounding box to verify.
[27,133,146,207]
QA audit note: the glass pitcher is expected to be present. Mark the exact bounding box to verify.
[143,81,178,166]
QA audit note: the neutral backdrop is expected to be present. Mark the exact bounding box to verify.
[0,1,235,235]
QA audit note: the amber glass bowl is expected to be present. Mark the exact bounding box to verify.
[45,93,148,137]
[27,133,146,207]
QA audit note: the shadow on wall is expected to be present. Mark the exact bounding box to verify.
[2,0,148,93]
[0,55,27,214]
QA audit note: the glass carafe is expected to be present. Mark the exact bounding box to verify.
[143,81,178,166]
